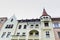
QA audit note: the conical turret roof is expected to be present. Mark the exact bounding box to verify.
[42,8,49,16]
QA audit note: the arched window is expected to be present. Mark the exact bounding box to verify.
[29,30,39,36]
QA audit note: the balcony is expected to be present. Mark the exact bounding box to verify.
[11,35,26,40]
[28,35,39,39]
[42,27,52,30]
[28,30,39,39]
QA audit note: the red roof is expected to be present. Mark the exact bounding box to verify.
[51,18,60,21]
[42,9,49,16]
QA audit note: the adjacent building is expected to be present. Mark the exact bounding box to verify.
[0,17,7,30]
[0,15,18,40]
[52,18,60,40]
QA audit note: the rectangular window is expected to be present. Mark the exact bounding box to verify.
[17,33,20,36]
[36,24,39,26]
[31,25,34,26]
[58,32,60,38]
[24,25,27,29]
[46,31,50,38]
[11,19,13,22]
[5,24,13,28]
[6,32,11,38]
[30,25,34,28]
[22,33,26,36]
[54,23,59,27]
[44,22,49,27]
[1,32,6,38]
[18,25,21,29]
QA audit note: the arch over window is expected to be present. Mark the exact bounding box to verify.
[29,30,39,36]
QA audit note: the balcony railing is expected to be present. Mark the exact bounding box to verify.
[11,35,26,39]
[28,35,39,39]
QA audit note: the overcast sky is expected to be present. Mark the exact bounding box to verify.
[0,0,60,19]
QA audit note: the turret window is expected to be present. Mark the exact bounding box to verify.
[46,17,48,18]
[46,31,50,38]
[44,22,49,27]
[43,17,45,19]
[43,17,48,19]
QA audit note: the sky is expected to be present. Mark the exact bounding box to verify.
[0,0,60,19]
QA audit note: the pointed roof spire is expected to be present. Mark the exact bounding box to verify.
[42,8,49,16]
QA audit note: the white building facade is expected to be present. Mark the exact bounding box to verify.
[0,9,55,40]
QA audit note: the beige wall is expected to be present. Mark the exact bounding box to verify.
[53,28,60,40]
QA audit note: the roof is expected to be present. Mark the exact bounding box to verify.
[42,9,49,16]
[51,18,60,21]
[18,19,40,22]
[0,17,7,19]
[17,18,60,22]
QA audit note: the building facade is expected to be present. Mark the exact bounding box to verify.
[52,18,60,40]
[0,9,60,40]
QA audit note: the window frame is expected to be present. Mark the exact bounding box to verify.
[46,31,50,38]
[23,25,27,29]
[58,32,60,38]
[6,32,11,38]
[44,22,49,27]
[5,24,13,29]
[1,32,6,38]
[18,25,22,29]
[53,22,59,28]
